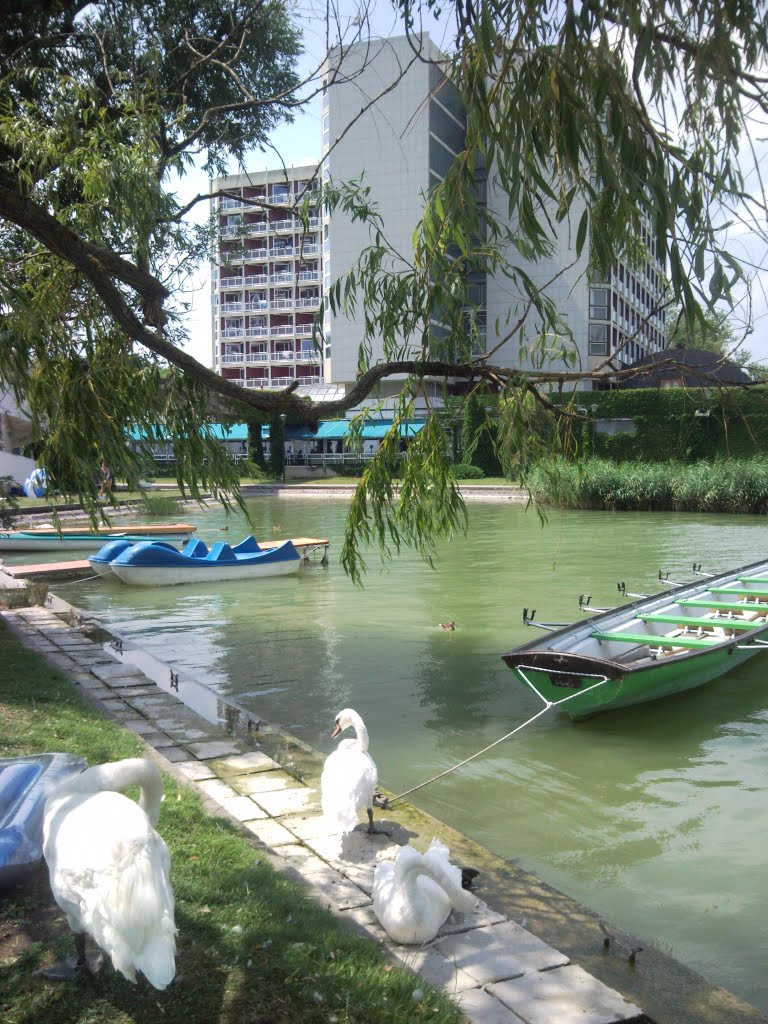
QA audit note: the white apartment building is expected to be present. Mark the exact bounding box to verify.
[210,34,665,402]
[210,165,326,395]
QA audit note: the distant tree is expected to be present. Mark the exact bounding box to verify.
[267,414,285,479]
[461,393,501,476]
[665,304,752,365]
[247,422,266,470]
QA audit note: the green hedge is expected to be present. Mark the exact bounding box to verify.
[573,386,768,462]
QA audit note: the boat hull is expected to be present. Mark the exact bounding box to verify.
[110,558,301,586]
[0,524,195,552]
[503,557,768,719]
[108,536,303,586]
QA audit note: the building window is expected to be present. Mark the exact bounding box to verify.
[589,287,609,319]
[588,323,608,355]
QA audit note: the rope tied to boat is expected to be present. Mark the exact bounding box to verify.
[376,672,612,810]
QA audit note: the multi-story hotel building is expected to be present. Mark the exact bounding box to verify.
[210,165,326,395]
[210,34,666,402]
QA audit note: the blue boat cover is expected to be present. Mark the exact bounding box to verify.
[112,536,300,570]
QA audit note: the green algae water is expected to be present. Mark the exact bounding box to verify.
[30,498,768,1013]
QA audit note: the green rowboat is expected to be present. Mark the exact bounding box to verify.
[502,558,768,720]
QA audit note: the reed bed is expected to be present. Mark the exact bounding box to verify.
[527,458,768,514]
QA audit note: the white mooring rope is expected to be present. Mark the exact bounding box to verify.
[379,671,612,809]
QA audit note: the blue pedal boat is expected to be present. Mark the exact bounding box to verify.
[0,753,87,889]
[107,535,303,586]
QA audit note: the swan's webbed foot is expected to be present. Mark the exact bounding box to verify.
[36,935,103,982]
[366,807,392,836]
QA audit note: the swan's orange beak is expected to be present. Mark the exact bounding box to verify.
[331,722,341,738]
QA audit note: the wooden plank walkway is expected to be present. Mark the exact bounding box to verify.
[2,537,330,580]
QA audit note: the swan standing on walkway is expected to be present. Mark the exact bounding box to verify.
[321,708,382,834]
[40,757,177,989]
[372,838,477,944]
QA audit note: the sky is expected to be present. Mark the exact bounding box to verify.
[172,2,768,373]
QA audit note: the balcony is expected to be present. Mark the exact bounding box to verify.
[220,301,243,313]
[220,198,243,211]
[271,246,294,258]
[297,349,321,362]
[298,270,320,283]
[272,350,296,360]
[245,326,269,338]
[243,274,268,287]
[242,378,268,389]
[245,300,268,311]
[269,376,294,387]
[269,273,294,285]
[297,243,321,256]
[244,221,268,234]
[219,276,242,288]
[271,218,296,233]
[221,352,244,364]
[295,296,320,310]
[244,349,269,360]
[270,325,295,337]
[221,327,244,339]
[220,224,243,238]
[294,324,315,336]
[297,374,322,385]
[270,298,294,311]
[243,248,268,261]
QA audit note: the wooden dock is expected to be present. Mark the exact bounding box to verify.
[2,537,330,581]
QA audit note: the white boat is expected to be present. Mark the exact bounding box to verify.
[0,523,196,553]
[107,536,303,586]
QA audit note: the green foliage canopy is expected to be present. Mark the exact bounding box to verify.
[1,0,767,576]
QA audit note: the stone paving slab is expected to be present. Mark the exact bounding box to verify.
[488,964,644,1024]
[457,988,527,1024]
[213,751,280,773]
[389,947,480,995]
[435,920,569,984]
[186,739,245,760]
[252,786,321,817]
[196,777,240,804]
[90,662,146,681]
[175,760,218,782]
[220,795,269,823]
[241,817,298,848]
[230,770,302,796]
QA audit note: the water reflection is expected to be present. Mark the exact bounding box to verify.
[37,499,768,1013]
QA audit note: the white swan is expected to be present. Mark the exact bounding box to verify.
[40,757,177,989]
[372,838,477,944]
[320,708,382,834]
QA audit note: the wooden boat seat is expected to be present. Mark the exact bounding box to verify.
[639,614,759,631]
[679,599,768,612]
[591,630,721,649]
[710,586,768,597]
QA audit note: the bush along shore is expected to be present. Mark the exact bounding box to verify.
[527,457,768,514]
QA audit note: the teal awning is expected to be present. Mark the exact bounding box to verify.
[129,420,425,444]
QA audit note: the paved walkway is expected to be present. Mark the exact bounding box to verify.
[2,601,649,1024]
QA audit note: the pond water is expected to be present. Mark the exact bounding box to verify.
[18,498,768,1013]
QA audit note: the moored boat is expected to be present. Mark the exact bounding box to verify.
[108,535,302,586]
[502,558,768,720]
[0,523,196,552]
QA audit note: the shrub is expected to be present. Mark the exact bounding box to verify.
[451,463,485,479]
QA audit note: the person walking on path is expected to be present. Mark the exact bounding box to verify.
[98,459,113,500]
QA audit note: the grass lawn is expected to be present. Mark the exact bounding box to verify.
[0,620,465,1024]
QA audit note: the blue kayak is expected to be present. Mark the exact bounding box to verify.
[0,753,87,889]
[107,535,303,586]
